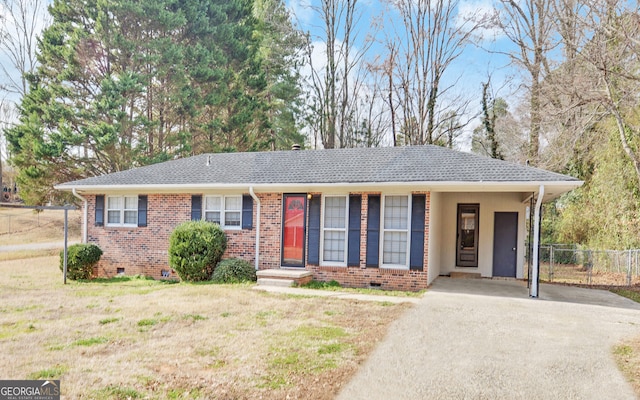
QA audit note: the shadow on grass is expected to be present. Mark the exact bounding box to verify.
[299,279,425,297]
[77,275,179,285]
[77,275,257,287]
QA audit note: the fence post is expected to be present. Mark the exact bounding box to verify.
[549,246,554,282]
[636,250,639,281]
[628,250,633,287]
[586,250,592,285]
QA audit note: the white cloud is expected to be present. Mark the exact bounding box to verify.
[457,0,504,42]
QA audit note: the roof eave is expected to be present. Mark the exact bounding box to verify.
[55,180,583,197]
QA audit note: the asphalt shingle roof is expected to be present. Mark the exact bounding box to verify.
[57,145,579,188]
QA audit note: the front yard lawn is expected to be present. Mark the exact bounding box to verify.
[0,257,409,399]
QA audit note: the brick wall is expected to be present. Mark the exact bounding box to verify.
[88,193,263,279]
[88,194,191,278]
[86,191,431,291]
[306,192,431,291]
[255,193,282,269]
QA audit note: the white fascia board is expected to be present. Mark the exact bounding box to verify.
[55,180,583,196]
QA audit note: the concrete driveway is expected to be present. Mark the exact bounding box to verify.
[338,278,640,400]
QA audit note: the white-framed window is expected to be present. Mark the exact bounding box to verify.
[321,195,348,265]
[381,195,410,268]
[204,195,242,229]
[106,195,138,227]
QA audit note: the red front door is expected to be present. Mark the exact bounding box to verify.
[282,194,307,267]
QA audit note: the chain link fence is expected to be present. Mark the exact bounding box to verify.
[0,208,82,238]
[534,244,640,286]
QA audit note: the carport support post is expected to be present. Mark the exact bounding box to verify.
[530,185,545,298]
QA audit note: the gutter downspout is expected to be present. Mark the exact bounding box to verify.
[530,185,545,298]
[249,186,260,271]
[72,188,88,243]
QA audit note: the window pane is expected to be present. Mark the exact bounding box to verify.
[205,211,221,224]
[205,196,221,210]
[225,211,241,226]
[324,196,346,229]
[225,196,241,211]
[124,210,137,224]
[383,231,407,265]
[323,231,345,262]
[107,197,122,210]
[384,196,408,229]
[124,196,138,210]
[107,210,120,224]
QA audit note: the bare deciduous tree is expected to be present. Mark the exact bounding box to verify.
[494,0,556,165]
[386,0,480,146]
[305,0,376,149]
[0,0,50,194]
[584,1,640,188]
[0,0,50,96]
[543,0,640,187]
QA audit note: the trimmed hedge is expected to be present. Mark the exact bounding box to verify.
[59,244,103,280]
[212,258,257,283]
[168,220,227,282]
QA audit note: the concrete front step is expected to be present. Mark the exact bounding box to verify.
[256,269,313,287]
[449,271,482,279]
[257,278,296,287]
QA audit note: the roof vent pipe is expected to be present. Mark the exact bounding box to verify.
[291,144,301,151]
[206,155,211,166]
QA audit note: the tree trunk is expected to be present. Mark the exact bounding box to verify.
[606,80,640,190]
[528,77,541,165]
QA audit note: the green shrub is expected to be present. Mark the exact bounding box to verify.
[59,244,103,280]
[168,220,227,282]
[212,258,256,283]
[302,280,342,289]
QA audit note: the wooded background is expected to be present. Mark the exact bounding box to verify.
[1,0,639,250]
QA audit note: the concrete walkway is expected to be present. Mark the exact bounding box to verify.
[0,241,79,252]
[337,278,640,400]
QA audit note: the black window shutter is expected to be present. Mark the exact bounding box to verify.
[191,195,202,221]
[138,195,148,227]
[307,195,321,265]
[410,194,426,271]
[242,195,253,229]
[347,195,362,266]
[366,195,380,267]
[95,195,105,227]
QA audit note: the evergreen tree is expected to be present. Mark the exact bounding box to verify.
[7,0,305,204]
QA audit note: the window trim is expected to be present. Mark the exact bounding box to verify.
[380,194,411,269]
[320,195,349,267]
[203,195,242,230]
[105,195,139,227]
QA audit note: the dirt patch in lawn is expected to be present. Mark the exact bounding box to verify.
[0,257,410,399]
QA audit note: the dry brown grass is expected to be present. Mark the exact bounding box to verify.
[614,337,640,397]
[0,208,82,245]
[0,256,409,399]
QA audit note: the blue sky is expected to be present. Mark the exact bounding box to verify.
[0,0,526,151]
[286,0,525,148]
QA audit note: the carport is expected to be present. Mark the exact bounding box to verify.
[426,183,581,298]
